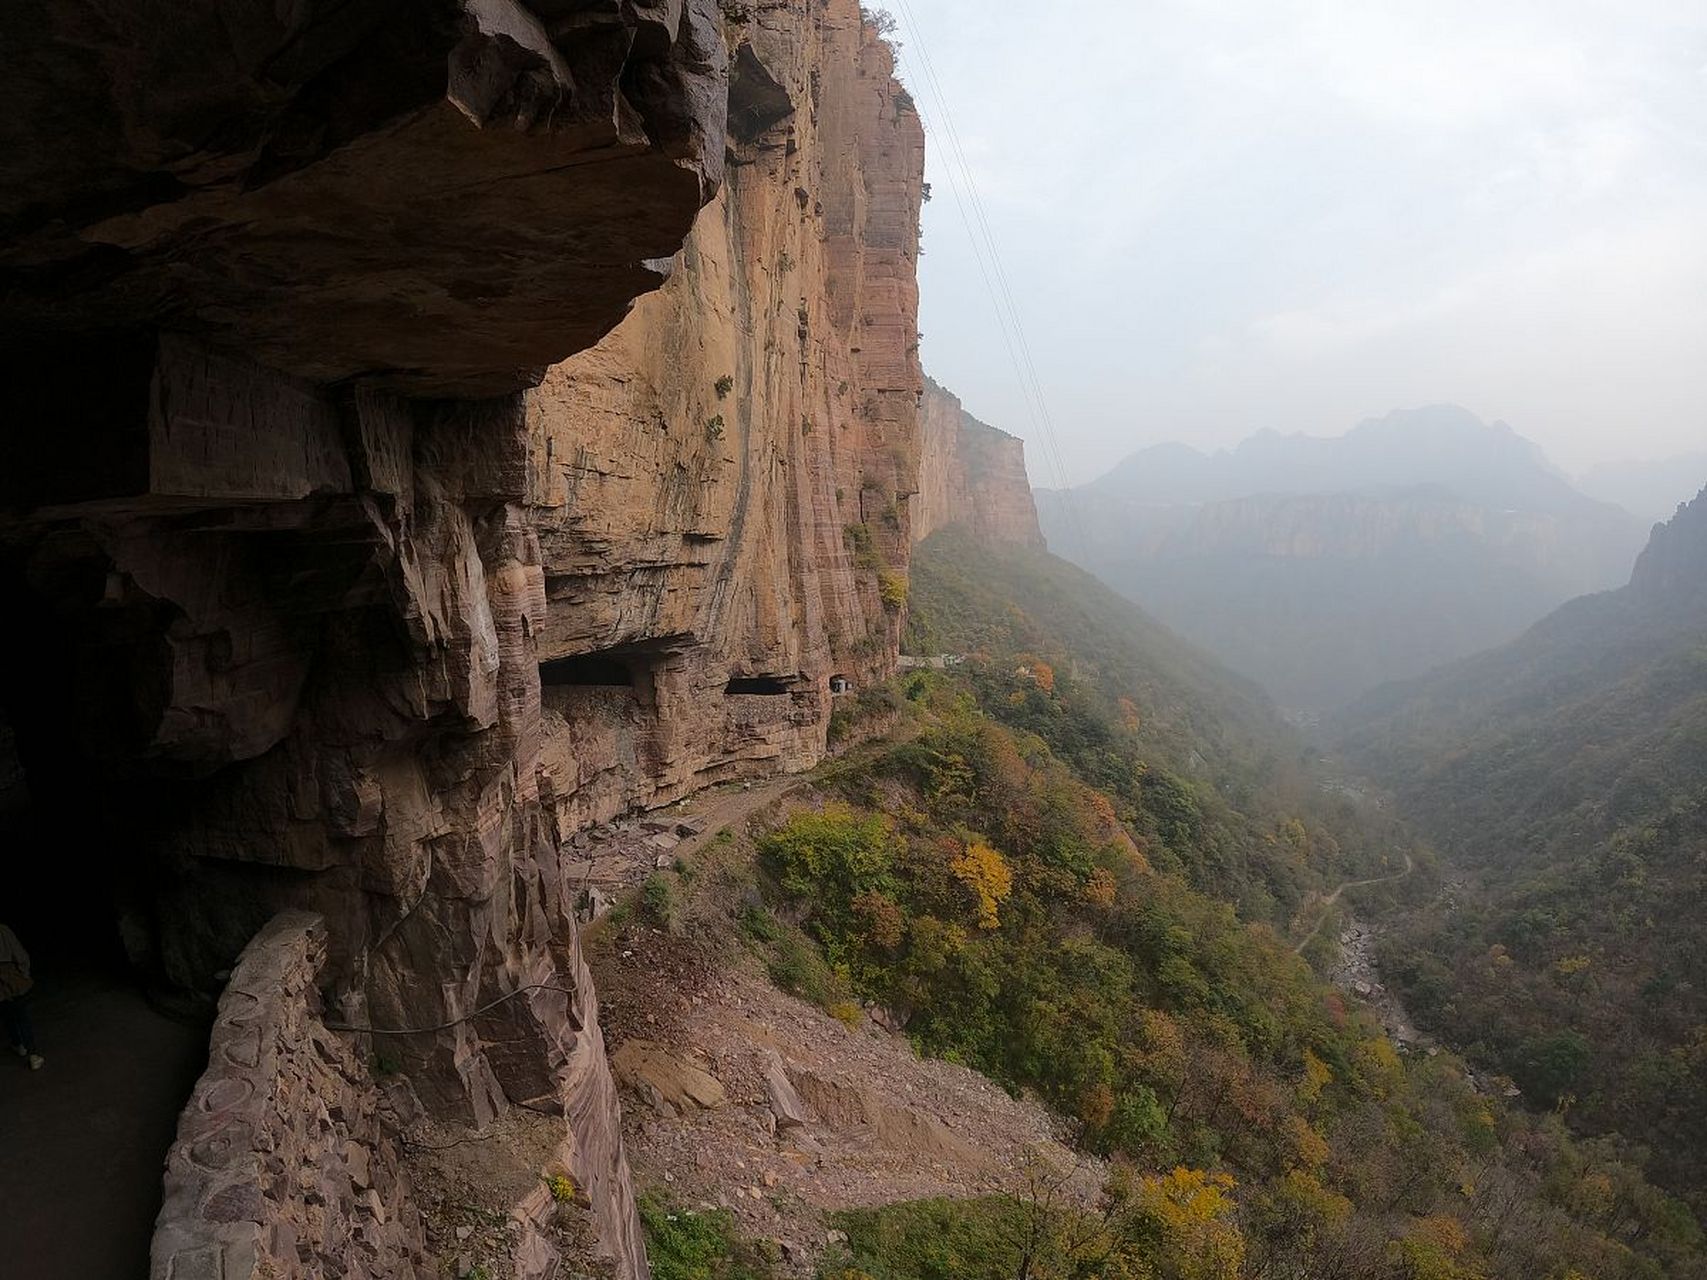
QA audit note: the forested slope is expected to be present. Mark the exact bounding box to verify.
[736,527,1704,1279]
[1335,485,1707,1210]
[904,525,1392,925]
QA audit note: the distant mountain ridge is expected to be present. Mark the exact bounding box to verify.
[1037,405,1648,710]
[1339,482,1707,776]
[1082,405,1601,513]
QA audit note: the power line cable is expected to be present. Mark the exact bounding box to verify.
[324,983,581,1036]
[889,1,1090,555]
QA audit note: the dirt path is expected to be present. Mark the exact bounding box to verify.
[1291,852,1413,955]
[668,776,804,860]
[564,724,915,908]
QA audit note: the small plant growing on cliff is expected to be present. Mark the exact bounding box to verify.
[862,7,898,37]
[546,1174,577,1204]
[877,569,908,611]
[843,522,881,572]
[713,374,733,399]
[801,418,814,436]
[778,250,795,273]
[828,999,865,1029]
[705,414,726,441]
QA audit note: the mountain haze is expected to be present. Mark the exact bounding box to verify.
[1578,452,1707,524]
[1087,405,1593,511]
[1037,405,1647,710]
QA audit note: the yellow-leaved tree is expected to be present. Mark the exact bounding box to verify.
[950,838,1013,930]
[1134,1167,1246,1280]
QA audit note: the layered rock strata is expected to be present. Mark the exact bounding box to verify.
[152,912,431,1280]
[525,1,926,829]
[913,376,1044,546]
[0,3,922,1276]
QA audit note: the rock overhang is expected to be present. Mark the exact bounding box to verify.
[0,0,729,400]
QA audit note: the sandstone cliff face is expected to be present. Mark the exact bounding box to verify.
[0,4,922,1278]
[913,377,1044,547]
[525,4,923,831]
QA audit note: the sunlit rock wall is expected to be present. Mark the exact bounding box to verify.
[524,0,925,834]
[913,376,1044,547]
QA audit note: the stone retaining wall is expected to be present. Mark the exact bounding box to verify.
[151,912,429,1280]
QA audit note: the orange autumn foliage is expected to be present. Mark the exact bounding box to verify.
[1084,867,1118,908]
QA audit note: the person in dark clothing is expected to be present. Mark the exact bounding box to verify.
[0,922,43,1069]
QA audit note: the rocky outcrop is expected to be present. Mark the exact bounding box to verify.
[152,912,430,1280]
[3,332,656,1271]
[1628,483,1707,604]
[0,4,922,1278]
[913,377,1044,546]
[612,1039,728,1117]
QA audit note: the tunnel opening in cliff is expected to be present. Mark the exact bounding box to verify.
[728,43,795,143]
[725,675,794,696]
[0,705,213,1277]
[541,653,636,688]
[0,594,188,982]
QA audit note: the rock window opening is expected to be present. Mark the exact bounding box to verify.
[539,654,635,688]
[725,675,792,696]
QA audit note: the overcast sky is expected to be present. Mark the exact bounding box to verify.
[885,0,1707,486]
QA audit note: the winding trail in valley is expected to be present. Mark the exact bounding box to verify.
[1292,851,1414,956]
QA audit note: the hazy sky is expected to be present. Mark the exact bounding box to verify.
[886,0,1707,486]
